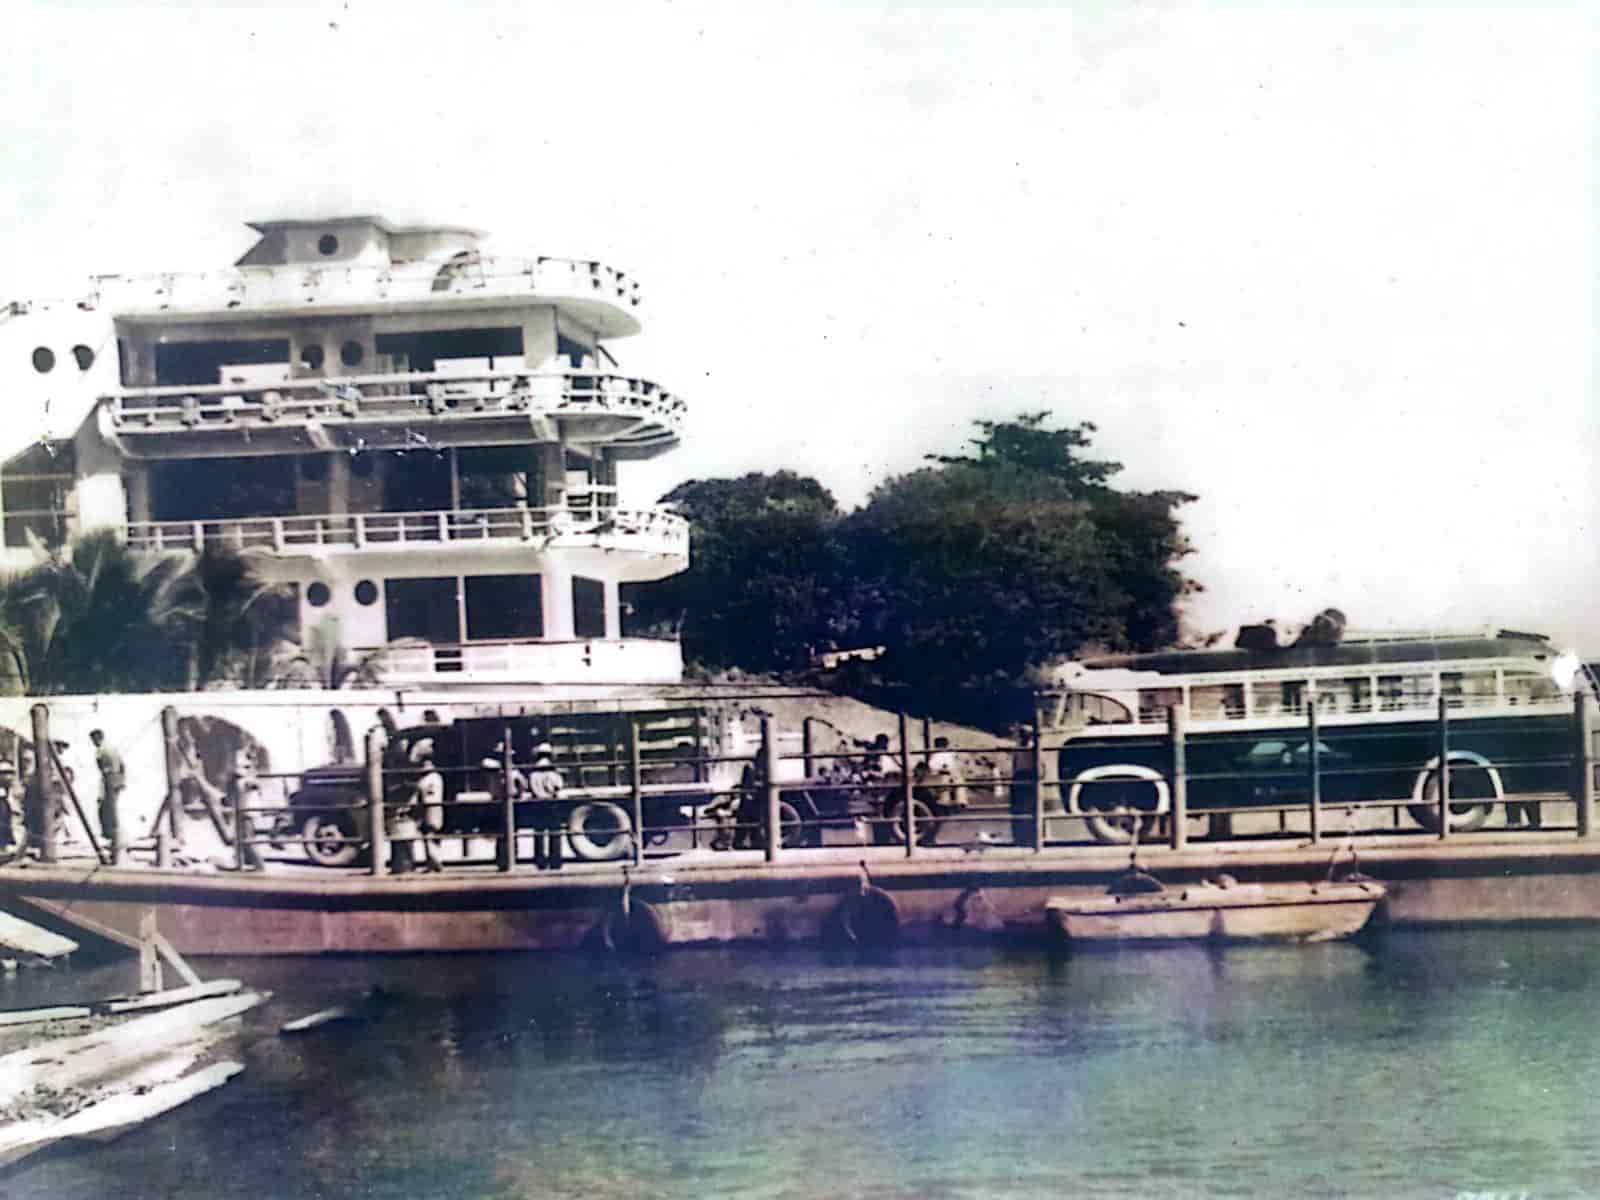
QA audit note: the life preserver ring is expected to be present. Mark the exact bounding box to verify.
[831,886,900,947]
[566,801,634,861]
[601,900,669,955]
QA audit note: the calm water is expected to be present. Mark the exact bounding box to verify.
[7,930,1600,1199]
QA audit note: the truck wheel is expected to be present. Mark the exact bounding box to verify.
[886,798,941,846]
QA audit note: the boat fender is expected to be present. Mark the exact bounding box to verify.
[600,900,669,956]
[833,886,900,947]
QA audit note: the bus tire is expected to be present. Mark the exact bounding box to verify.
[601,900,669,955]
[1072,768,1169,845]
[831,886,900,947]
[566,801,634,862]
[1407,756,1501,833]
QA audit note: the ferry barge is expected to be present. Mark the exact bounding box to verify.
[0,221,1599,954]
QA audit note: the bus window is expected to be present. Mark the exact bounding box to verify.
[1084,694,1134,725]
[1250,681,1307,718]
[1380,674,1431,711]
[1504,669,1559,705]
[1138,688,1182,723]
[1190,684,1245,721]
[1065,693,1134,726]
[1315,677,1371,713]
[1442,671,1496,709]
[1281,681,1306,715]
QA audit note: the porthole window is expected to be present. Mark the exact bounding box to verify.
[354,580,379,607]
[318,234,339,257]
[31,347,55,374]
[71,345,94,371]
[307,582,332,608]
[300,343,325,370]
[339,340,365,368]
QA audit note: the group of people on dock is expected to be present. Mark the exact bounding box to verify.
[0,731,128,866]
[387,738,566,874]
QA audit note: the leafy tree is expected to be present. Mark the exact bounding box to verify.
[625,471,846,673]
[836,413,1196,706]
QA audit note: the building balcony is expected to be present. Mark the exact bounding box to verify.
[347,636,683,686]
[89,254,643,336]
[100,366,684,460]
[124,500,689,563]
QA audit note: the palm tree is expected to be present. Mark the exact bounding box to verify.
[0,533,299,695]
[0,530,194,695]
[181,545,300,690]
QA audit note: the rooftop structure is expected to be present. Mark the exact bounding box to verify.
[0,216,688,687]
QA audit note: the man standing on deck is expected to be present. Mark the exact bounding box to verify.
[90,730,125,865]
[527,746,564,869]
[1010,725,1038,847]
[410,741,445,873]
[0,758,22,860]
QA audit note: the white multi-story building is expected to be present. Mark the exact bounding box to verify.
[0,215,689,688]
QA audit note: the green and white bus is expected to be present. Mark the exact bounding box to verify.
[1040,629,1589,844]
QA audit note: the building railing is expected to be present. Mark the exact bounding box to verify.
[124,500,689,558]
[88,253,642,320]
[103,366,683,455]
[345,637,684,685]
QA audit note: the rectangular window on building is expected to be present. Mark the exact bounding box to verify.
[464,574,542,640]
[154,339,290,388]
[150,456,296,521]
[1,442,76,549]
[385,577,461,644]
[573,576,606,639]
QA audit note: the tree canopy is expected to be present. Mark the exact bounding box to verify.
[643,413,1197,714]
[624,471,848,674]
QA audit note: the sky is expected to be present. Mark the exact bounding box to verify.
[1,0,1595,648]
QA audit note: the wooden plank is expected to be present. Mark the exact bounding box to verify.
[98,979,241,1015]
[0,1061,243,1166]
[0,1006,91,1028]
[0,991,265,1106]
[0,910,77,960]
[280,1006,353,1034]
[138,910,162,993]
[10,895,142,953]
[150,928,203,988]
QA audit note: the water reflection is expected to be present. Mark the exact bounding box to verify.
[10,933,1600,1198]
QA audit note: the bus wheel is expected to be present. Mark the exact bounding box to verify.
[567,802,635,861]
[1084,810,1153,845]
[1407,761,1498,833]
[302,812,361,867]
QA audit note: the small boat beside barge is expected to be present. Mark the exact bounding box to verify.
[1045,874,1385,948]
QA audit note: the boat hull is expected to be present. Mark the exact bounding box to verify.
[1045,881,1384,946]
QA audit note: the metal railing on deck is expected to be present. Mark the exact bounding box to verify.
[20,692,1596,876]
[124,500,688,557]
